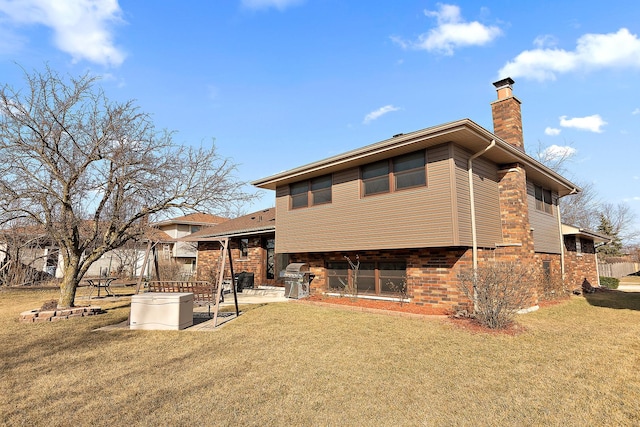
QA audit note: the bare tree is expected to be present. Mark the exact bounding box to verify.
[534,141,577,176]
[533,142,639,246]
[0,219,52,286]
[0,66,253,308]
[558,180,600,230]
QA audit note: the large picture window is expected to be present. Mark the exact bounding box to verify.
[326,260,406,296]
[361,150,426,196]
[290,174,332,209]
[534,185,553,214]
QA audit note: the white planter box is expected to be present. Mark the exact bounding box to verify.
[130,292,193,330]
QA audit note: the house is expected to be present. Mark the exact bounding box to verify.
[249,78,607,311]
[151,213,227,274]
[0,213,226,283]
[188,208,277,286]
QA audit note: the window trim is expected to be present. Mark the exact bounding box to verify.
[289,174,332,209]
[326,260,406,296]
[534,184,554,215]
[361,150,427,197]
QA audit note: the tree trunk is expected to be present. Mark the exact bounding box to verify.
[58,261,81,308]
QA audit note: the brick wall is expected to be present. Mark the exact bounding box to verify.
[196,235,277,286]
[564,235,599,289]
[290,248,475,313]
[533,253,564,299]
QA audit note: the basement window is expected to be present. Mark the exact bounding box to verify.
[534,185,553,214]
[326,260,406,296]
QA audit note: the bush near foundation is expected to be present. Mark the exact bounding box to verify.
[599,276,619,289]
[458,262,535,329]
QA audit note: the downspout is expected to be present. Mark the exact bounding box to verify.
[468,139,496,309]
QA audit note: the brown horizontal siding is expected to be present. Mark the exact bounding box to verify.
[276,145,456,254]
[453,145,502,247]
[527,181,562,254]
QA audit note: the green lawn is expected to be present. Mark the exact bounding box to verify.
[1,287,639,426]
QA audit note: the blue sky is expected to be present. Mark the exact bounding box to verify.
[0,0,639,238]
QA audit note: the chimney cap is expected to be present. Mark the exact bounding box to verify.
[493,77,515,89]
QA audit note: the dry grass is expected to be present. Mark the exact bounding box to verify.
[1,287,640,426]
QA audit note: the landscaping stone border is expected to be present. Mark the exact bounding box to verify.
[19,306,104,323]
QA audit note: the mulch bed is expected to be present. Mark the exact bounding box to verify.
[303,294,449,316]
[300,294,574,335]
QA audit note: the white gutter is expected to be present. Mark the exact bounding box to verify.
[468,139,496,272]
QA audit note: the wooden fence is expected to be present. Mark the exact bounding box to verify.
[597,262,640,278]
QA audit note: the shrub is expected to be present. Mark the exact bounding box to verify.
[599,276,619,289]
[458,262,535,329]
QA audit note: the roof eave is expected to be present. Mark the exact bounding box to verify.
[185,226,275,241]
[251,119,580,197]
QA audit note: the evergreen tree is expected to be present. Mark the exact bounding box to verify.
[596,214,624,256]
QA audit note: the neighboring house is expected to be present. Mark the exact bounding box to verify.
[152,213,228,274]
[0,213,226,282]
[188,208,277,286]
[250,78,608,311]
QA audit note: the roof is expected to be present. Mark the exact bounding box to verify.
[153,212,228,227]
[143,228,173,242]
[184,208,275,241]
[562,224,611,244]
[251,118,580,197]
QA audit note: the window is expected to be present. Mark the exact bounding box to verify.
[290,174,332,209]
[240,238,249,258]
[326,260,406,296]
[394,151,427,190]
[190,225,201,233]
[326,261,349,290]
[362,160,390,195]
[290,181,309,209]
[575,236,582,255]
[534,185,553,214]
[362,151,426,196]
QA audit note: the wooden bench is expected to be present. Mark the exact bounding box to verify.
[147,281,220,315]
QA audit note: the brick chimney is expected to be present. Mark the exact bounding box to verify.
[491,78,536,305]
[491,77,524,152]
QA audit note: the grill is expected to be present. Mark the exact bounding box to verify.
[281,263,313,299]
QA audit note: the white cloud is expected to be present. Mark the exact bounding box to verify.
[539,144,577,162]
[544,127,561,136]
[241,0,304,10]
[559,114,607,133]
[499,28,640,81]
[391,3,501,55]
[533,35,558,49]
[363,105,400,124]
[0,0,125,67]
[633,108,640,115]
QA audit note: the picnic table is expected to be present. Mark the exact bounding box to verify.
[85,277,116,297]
